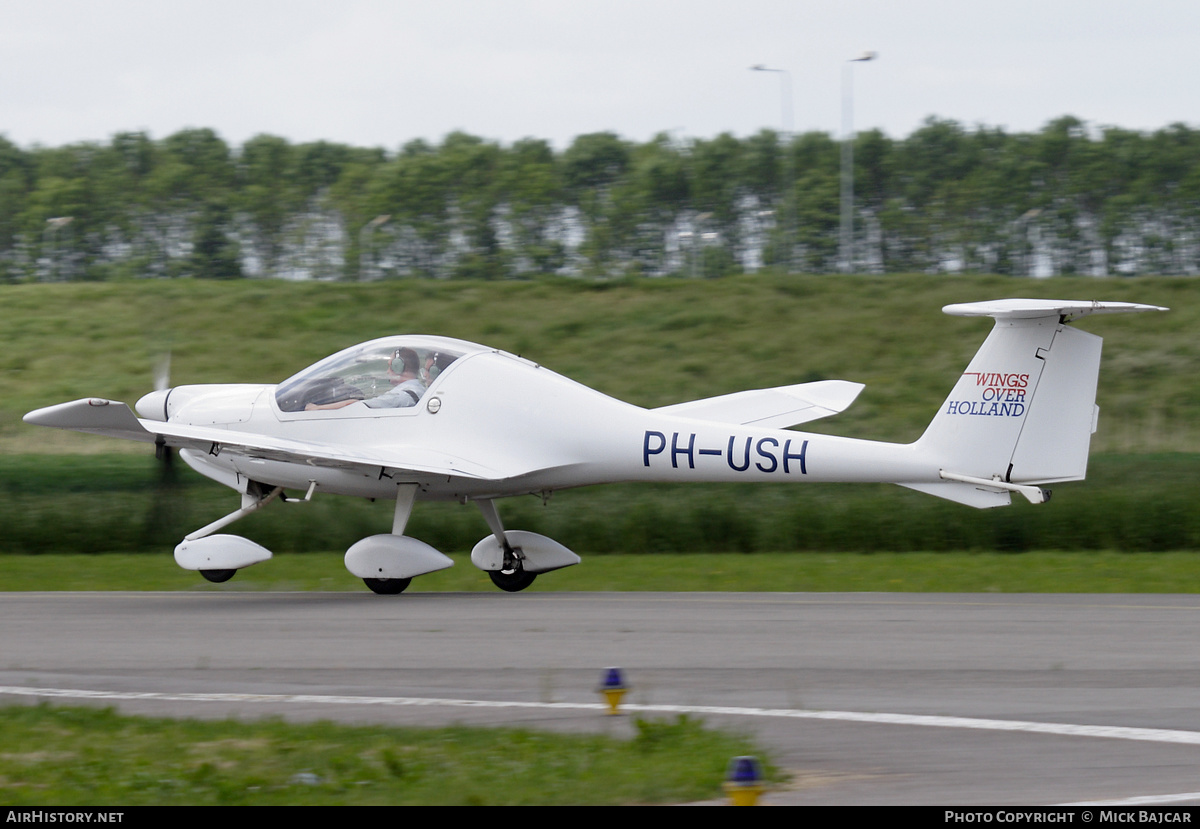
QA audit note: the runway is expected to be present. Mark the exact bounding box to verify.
[3,590,1200,805]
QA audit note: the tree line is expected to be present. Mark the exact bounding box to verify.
[1,116,1198,281]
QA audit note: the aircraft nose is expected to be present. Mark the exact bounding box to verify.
[135,389,171,421]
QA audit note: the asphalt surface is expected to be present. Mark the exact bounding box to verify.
[3,590,1200,805]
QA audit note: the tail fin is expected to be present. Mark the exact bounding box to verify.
[906,299,1166,508]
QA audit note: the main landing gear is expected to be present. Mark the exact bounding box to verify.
[468,500,580,593]
[474,499,538,593]
[362,577,413,595]
[488,567,537,593]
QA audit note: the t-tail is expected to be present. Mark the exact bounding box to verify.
[904,299,1166,508]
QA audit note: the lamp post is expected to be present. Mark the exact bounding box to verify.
[750,65,795,272]
[840,51,876,274]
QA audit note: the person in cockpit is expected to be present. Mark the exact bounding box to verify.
[423,351,456,384]
[305,347,427,411]
[363,347,427,408]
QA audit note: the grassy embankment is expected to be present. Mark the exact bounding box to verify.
[4,274,1195,453]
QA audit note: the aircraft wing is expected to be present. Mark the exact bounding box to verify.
[652,379,864,429]
[23,398,499,481]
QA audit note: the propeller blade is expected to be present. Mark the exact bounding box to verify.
[154,353,171,392]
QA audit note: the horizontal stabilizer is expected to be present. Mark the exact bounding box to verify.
[943,299,1168,321]
[654,380,864,429]
[899,481,1012,509]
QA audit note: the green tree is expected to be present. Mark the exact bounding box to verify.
[439,132,505,279]
[563,132,630,275]
[369,139,451,279]
[740,130,786,269]
[500,137,566,275]
[0,136,31,279]
[188,200,243,279]
[238,134,299,277]
[143,129,236,277]
[324,146,388,279]
[688,133,744,276]
[789,132,840,271]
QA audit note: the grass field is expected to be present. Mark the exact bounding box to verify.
[0,704,769,806]
[3,549,1199,593]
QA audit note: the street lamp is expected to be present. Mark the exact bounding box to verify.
[750,65,795,272]
[840,51,877,274]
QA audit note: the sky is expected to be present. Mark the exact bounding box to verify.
[2,0,1197,152]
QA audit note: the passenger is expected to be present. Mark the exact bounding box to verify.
[422,351,457,384]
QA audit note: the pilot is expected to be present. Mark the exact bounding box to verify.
[305,347,428,411]
[363,347,427,408]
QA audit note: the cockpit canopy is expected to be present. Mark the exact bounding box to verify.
[274,336,483,414]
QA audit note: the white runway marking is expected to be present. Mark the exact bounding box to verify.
[1060,792,1200,806]
[6,684,1200,747]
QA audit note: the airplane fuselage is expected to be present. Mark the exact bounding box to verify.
[163,345,937,504]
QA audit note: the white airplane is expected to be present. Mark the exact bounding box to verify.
[25,297,1164,594]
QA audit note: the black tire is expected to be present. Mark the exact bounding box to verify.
[363,577,412,595]
[200,569,237,583]
[488,568,537,593]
